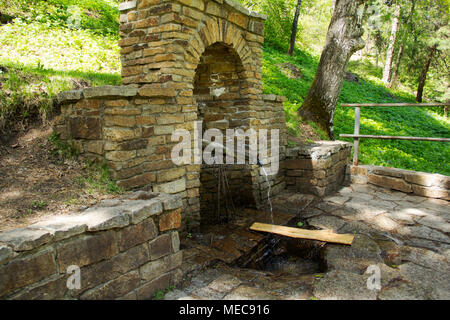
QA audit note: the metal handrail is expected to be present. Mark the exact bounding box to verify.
[339,103,450,165]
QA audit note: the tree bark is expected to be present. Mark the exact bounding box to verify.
[388,0,415,88]
[382,5,401,85]
[388,42,404,88]
[298,0,367,139]
[288,0,303,56]
[416,44,437,103]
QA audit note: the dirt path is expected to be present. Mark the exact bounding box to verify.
[0,124,116,232]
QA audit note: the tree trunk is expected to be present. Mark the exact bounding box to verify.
[388,42,404,88]
[416,44,437,103]
[382,5,401,85]
[288,0,303,56]
[389,0,415,89]
[298,0,367,139]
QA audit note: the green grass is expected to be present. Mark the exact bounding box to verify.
[0,0,121,130]
[262,46,450,176]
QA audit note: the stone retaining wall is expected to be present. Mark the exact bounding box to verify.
[0,191,183,300]
[349,165,450,201]
[284,141,352,197]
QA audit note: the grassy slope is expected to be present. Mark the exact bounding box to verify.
[262,47,450,176]
[0,0,121,130]
[1,1,448,175]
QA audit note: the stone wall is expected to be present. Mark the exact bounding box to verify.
[0,192,183,300]
[349,165,450,201]
[284,141,352,197]
[55,0,287,229]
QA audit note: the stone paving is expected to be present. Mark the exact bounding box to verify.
[166,184,450,300]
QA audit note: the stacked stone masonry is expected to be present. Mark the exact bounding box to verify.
[284,141,353,197]
[349,165,450,201]
[55,0,287,229]
[0,192,183,300]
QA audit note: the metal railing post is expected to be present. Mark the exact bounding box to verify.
[353,106,360,166]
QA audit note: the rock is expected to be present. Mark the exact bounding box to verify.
[83,86,137,99]
[416,215,450,233]
[118,199,163,224]
[69,117,101,140]
[344,72,360,84]
[224,286,276,300]
[0,244,15,264]
[0,249,57,298]
[307,215,346,232]
[29,216,87,241]
[323,235,383,274]
[206,274,242,293]
[79,207,129,231]
[378,281,429,300]
[313,270,378,300]
[57,90,83,104]
[368,174,412,193]
[398,225,449,244]
[0,228,53,252]
[277,63,303,80]
[399,262,450,299]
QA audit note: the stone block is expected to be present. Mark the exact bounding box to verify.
[159,208,182,232]
[56,231,118,272]
[148,234,172,260]
[0,249,57,297]
[80,270,140,300]
[118,219,157,252]
[0,228,53,252]
[69,117,101,140]
[368,174,412,193]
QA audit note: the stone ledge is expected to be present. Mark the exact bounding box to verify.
[262,94,287,102]
[349,165,450,201]
[286,141,353,160]
[0,191,183,300]
[0,191,177,254]
[57,86,138,105]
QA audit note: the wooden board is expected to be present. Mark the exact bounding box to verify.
[250,223,355,245]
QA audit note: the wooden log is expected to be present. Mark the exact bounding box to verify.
[339,134,450,142]
[249,223,355,245]
[341,103,450,108]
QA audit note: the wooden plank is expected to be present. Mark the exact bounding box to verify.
[341,103,450,108]
[340,134,450,142]
[250,223,355,245]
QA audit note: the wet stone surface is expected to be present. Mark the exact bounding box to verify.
[169,186,449,300]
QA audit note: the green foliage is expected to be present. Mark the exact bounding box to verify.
[48,132,79,160]
[0,0,121,131]
[261,47,450,175]
[153,285,176,300]
[83,160,125,195]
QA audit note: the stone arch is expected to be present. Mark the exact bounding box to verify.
[56,0,288,231]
